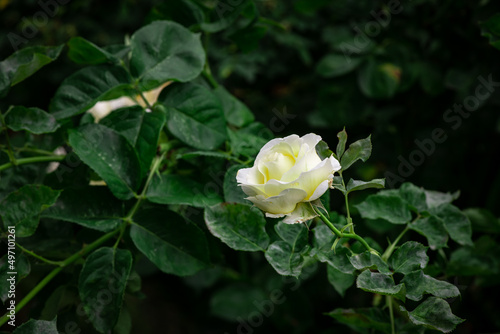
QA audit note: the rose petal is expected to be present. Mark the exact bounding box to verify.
[266,212,286,218]
[246,188,307,215]
[282,202,318,224]
[294,156,341,200]
[300,133,322,150]
[281,144,322,182]
[255,136,296,162]
[308,179,330,201]
[282,134,304,157]
[236,166,264,185]
[262,152,295,181]
[240,184,266,197]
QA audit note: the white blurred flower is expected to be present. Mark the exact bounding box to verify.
[46,146,67,174]
[87,81,172,122]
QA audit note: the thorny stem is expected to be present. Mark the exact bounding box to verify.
[312,204,377,254]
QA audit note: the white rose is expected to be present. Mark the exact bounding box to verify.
[236,133,341,223]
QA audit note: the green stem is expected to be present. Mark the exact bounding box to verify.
[381,226,410,261]
[314,204,343,238]
[16,243,63,266]
[0,228,121,327]
[0,155,65,173]
[339,172,354,233]
[343,232,376,253]
[387,295,396,334]
[14,147,57,156]
[113,222,127,249]
[136,89,153,110]
[124,154,165,222]
[312,204,376,254]
[202,66,218,89]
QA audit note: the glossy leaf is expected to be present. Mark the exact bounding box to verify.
[402,270,460,301]
[389,241,429,274]
[327,308,391,334]
[68,123,142,200]
[349,252,391,275]
[331,176,346,194]
[355,194,412,225]
[5,106,60,134]
[400,297,464,333]
[223,164,249,204]
[274,221,308,251]
[316,54,363,78]
[49,65,133,119]
[42,187,126,232]
[130,208,210,276]
[78,247,132,333]
[315,244,356,275]
[399,182,428,212]
[430,203,473,246]
[346,178,385,194]
[409,216,448,250]
[67,36,122,65]
[12,318,58,334]
[130,20,205,90]
[265,240,306,277]
[0,45,63,98]
[340,135,372,171]
[312,224,336,251]
[204,203,270,252]
[424,189,459,208]
[356,270,406,301]
[100,105,166,177]
[327,265,355,297]
[214,85,254,127]
[336,128,348,159]
[228,123,271,158]
[159,82,226,150]
[0,184,61,237]
[146,174,222,207]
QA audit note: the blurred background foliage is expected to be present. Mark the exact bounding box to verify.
[1,0,500,333]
